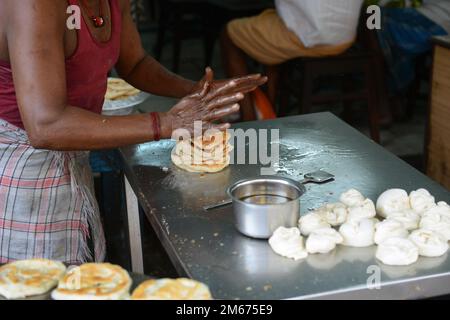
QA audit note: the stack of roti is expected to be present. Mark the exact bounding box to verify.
[51,263,132,300]
[0,259,66,299]
[171,131,232,173]
[105,78,140,101]
[131,278,212,300]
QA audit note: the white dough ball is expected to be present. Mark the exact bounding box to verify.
[408,229,449,258]
[268,227,308,261]
[346,199,377,222]
[376,237,419,266]
[298,213,330,236]
[409,189,436,214]
[340,189,365,207]
[425,202,450,219]
[437,201,450,211]
[306,228,344,254]
[419,212,450,241]
[376,189,411,218]
[374,219,409,245]
[316,203,348,227]
[387,210,420,231]
[339,218,376,248]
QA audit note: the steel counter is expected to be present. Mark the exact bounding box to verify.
[119,112,450,299]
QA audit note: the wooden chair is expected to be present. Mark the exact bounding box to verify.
[278,11,387,143]
[153,0,215,72]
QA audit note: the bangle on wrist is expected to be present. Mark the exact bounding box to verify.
[150,112,161,141]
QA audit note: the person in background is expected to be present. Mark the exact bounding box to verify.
[374,0,449,119]
[221,0,365,121]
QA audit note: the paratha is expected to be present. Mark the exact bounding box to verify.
[51,263,131,300]
[171,131,232,173]
[105,78,140,101]
[0,259,66,299]
[131,278,212,300]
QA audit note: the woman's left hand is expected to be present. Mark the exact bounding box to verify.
[192,67,267,98]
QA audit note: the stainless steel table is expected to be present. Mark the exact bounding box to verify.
[120,112,450,300]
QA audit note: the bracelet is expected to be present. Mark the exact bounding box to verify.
[150,112,161,141]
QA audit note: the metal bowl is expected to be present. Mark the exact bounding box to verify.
[227,177,306,239]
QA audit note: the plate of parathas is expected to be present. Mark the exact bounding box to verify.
[103,78,150,115]
[0,259,212,300]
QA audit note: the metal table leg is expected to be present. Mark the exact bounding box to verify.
[124,176,144,273]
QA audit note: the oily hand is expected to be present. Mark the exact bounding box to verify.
[160,68,267,138]
[195,67,268,97]
[160,80,241,138]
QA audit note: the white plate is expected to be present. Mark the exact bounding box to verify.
[103,91,150,111]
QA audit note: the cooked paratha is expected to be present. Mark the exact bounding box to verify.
[131,278,212,300]
[0,259,66,299]
[105,78,140,101]
[51,263,131,300]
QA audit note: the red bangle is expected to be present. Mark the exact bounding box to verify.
[150,112,161,141]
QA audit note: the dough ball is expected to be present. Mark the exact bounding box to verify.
[298,213,330,236]
[339,218,376,248]
[376,189,411,218]
[340,189,365,207]
[409,189,436,214]
[387,210,420,231]
[408,229,449,258]
[268,227,308,261]
[306,228,344,254]
[316,203,348,227]
[376,237,419,266]
[419,212,450,241]
[425,202,450,219]
[346,199,377,222]
[374,219,409,245]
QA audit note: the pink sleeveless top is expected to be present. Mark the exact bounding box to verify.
[0,0,122,129]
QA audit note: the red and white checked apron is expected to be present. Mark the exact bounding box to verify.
[0,119,105,264]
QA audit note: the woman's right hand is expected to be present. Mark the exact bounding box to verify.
[159,74,266,138]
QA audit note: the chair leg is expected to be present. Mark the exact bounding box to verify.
[203,32,216,68]
[202,11,218,68]
[153,2,169,61]
[366,62,381,143]
[266,65,280,107]
[278,63,290,117]
[299,63,314,114]
[341,76,355,123]
[149,0,157,21]
[172,11,182,73]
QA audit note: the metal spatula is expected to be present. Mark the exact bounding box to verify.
[203,170,335,211]
[299,170,335,184]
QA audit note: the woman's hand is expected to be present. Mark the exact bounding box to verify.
[159,68,268,138]
[193,67,267,98]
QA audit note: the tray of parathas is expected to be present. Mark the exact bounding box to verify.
[171,131,233,173]
[0,259,213,300]
[103,77,150,112]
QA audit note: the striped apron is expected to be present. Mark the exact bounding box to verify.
[0,119,105,264]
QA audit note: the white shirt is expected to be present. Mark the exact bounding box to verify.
[275,0,364,48]
[418,0,450,35]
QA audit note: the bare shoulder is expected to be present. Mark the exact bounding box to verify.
[1,0,68,61]
[8,0,68,28]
